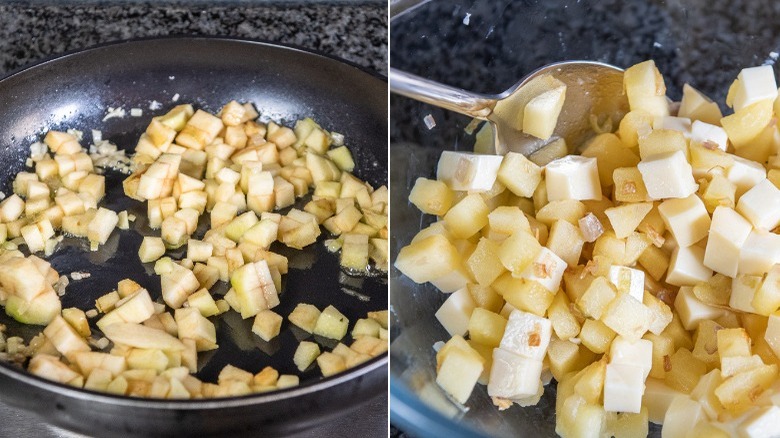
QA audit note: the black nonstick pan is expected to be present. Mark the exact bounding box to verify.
[0,37,387,437]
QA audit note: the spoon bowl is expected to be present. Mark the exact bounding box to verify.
[390,60,628,156]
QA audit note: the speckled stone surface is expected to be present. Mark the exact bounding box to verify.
[0,3,388,437]
[0,2,387,77]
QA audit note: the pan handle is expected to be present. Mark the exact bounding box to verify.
[389,67,494,119]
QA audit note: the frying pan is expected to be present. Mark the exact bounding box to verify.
[0,37,387,437]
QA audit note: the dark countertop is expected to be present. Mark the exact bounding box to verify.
[0,1,387,77]
[0,2,388,437]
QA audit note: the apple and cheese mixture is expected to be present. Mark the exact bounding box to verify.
[0,100,388,398]
[395,60,780,437]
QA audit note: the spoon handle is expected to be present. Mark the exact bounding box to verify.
[389,68,495,119]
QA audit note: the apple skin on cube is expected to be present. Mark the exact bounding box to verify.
[230,260,280,319]
[6,291,61,326]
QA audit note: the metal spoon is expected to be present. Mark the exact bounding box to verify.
[390,61,628,156]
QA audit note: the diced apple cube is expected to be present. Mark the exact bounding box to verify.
[294,341,321,371]
[138,236,166,263]
[435,340,484,404]
[288,303,320,333]
[608,266,645,302]
[601,293,651,343]
[174,308,217,352]
[623,60,669,117]
[662,395,705,437]
[496,152,542,197]
[316,352,347,377]
[313,305,349,340]
[252,309,283,342]
[678,83,722,125]
[394,234,461,284]
[435,287,476,337]
[604,202,652,239]
[408,177,453,216]
[522,85,566,140]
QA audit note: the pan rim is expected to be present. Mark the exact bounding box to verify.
[0,36,388,410]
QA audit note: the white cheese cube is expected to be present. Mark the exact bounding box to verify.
[730,274,762,314]
[690,120,728,151]
[653,116,691,136]
[487,348,543,400]
[609,266,645,303]
[609,336,652,380]
[662,395,705,437]
[643,378,685,424]
[603,363,645,413]
[765,313,780,359]
[545,155,602,201]
[731,65,778,111]
[499,310,552,361]
[738,406,780,438]
[435,346,484,404]
[727,155,766,198]
[704,206,753,277]
[737,179,780,231]
[674,286,725,331]
[430,265,471,294]
[658,194,711,247]
[637,150,698,200]
[436,151,503,192]
[738,230,780,275]
[689,369,724,420]
[518,247,567,292]
[666,245,712,287]
[434,287,476,337]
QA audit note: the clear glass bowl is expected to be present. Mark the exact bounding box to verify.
[389,0,780,436]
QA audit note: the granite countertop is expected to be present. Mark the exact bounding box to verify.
[0,2,388,437]
[0,1,387,77]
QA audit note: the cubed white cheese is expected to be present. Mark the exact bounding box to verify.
[658,194,711,247]
[643,378,685,424]
[434,287,476,336]
[731,65,778,111]
[609,336,652,380]
[603,363,645,413]
[704,206,753,277]
[545,155,602,201]
[730,274,762,314]
[662,395,705,437]
[674,286,725,331]
[653,116,691,136]
[436,151,503,192]
[487,348,544,400]
[738,230,780,275]
[609,265,645,303]
[637,150,698,200]
[666,245,713,287]
[737,179,780,231]
[499,310,552,361]
[727,155,767,198]
[690,120,728,151]
[738,405,780,438]
[518,247,567,292]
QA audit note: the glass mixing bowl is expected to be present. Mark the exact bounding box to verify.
[389,0,780,436]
